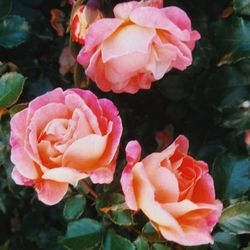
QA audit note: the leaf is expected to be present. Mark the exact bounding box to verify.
[0,15,29,48]
[8,103,27,117]
[64,218,102,250]
[234,0,250,16]
[212,153,250,200]
[222,107,250,130]
[211,17,250,64]
[152,243,171,250]
[0,0,12,18]
[211,232,240,250]
[219,202,250,234]
[134,236,149,250]
[63,195,86,221]
[104,229,135,250]
[205,66,249,109]
[108,210,134,226]
[142,222,161,242]
[0,72,26,108]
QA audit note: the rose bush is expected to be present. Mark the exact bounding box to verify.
[10,88,122,205]
[77,0,200,93]
[121,135,222,246]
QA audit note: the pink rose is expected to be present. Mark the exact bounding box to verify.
[71,5,103,45]
[77,0,200,93]
[121,135,222,246]
[10,88,122,205]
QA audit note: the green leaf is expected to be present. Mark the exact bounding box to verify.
[152,243,170,250]
[9,103,27,117]
[63,195,86,221]
[0,15,29,48]
[64,218,102,250]
[109,210,134,226]
[134,236,149,250]
[219,202,250,234]
[212,153,250,200]
[0,0,12,18]
[211,17,250,64]
[0,72,26,108]
[104,229,135,250]
[222,107,250,130]
[211,232,240,250]
[142,222,161,242]
[205,66,249,109]
[234,0,250,16]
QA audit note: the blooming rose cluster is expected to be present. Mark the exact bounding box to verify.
[9,0,222,247]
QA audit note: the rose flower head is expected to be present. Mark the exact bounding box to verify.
[121,135,222,246]
[77,0,200,93]
[10,88,122,205]
[71,5,103,45]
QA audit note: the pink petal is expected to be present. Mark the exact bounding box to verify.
[98,99,122,165]
[101,24,155,63]
[90,157,116,184]
[11,144,39,179]
[26,88,65,124]
[162,7,191,31]
[132,163,183,233]
[130,7,190,41]
[62,134,108,172]
[11,167,34,186]
[42,167,88,187]
[114,1,141,19]
[146,43,178,80]
[84,18,123,51]
[174,135,189,155]
[10,108,28,144]
[159,224,213,246]
[120,141,142,210]
[142,0,163,8]
[35,179,68,205]
[64,93,101,135]
[84,49,113,92]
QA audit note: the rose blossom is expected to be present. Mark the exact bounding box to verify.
[77,0,200,93]
[121,135,222,246]
[71,5,103,45]
[10,88,122,205]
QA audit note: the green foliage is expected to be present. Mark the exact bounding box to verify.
[0,15,29,48]
[64,218,103,249]
[211,232,240,250]
[63,195,86,221]
[0,72,26,108]
[104,229,135,250]
[219,202,250,234]
[213,153,250,200]
[0,0,250,249]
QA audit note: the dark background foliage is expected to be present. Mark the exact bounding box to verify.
[0,0,250,249]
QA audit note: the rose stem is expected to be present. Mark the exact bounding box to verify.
[80,180,97,199]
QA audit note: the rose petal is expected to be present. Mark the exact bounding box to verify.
[84,18,123,51]
[120,141,142,210]
[11,167,34,186]
[132,163,183,234]
[130,7,190,41]
[35,179,68,205]
[62,134,108,171]
[101,24,155,62]
[42,167,88,186]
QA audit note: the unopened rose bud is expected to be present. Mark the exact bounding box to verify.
[245,130,250,146]
[71,5,103,45]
